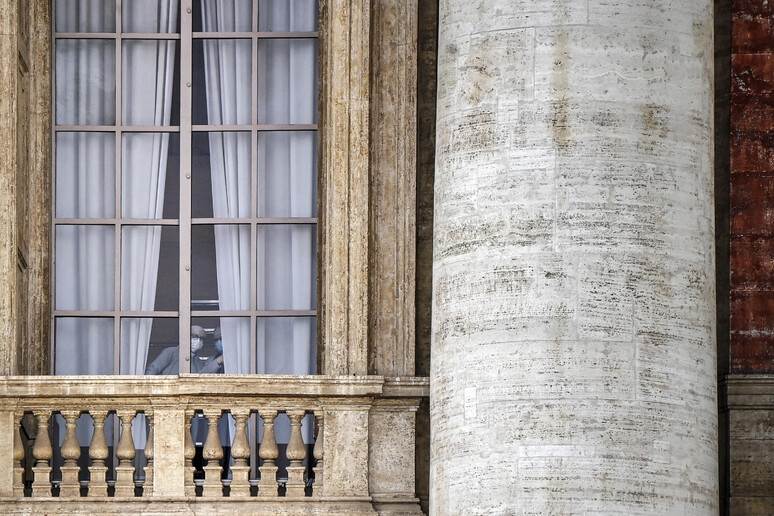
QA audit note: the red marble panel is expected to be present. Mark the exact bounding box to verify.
[730,172,774,236]
[733,16,774,53]
[730,333,774,373]
[732,53,774,96]
[731,134,774,173]
[733,0,774,17]
[731,95,774,133]
[731,238,774,290]
[731,291,774,334]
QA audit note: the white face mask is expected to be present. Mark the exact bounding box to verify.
[191,337,203,353]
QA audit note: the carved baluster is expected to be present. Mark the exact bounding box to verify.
[88,411,109,497]
[13,411,25,498]
[31,411,52,497]
[184,410,196,497]
[257,409,278,498]
[59,410,82,497]
[143,412,154,497]
[114,411,137,497]
[285,410,307,497]
[201,409,223,497]
[312,411,324,496]
[229,409,251,497]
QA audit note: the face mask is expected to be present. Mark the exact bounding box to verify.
[191,337,203,353]
[215,340,223,354]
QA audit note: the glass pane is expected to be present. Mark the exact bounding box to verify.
[122,41,180,126]
[56,225,115,310]
[122,0,179,33]
[121,226,178,311]
[257,131,317,217]
[192,225,251,311]
[56,0,116,32]
[195,0,252,32]
[257,225,316,310]
[55,318,114,375]
[190,317,249,373]
[257,317,316,374]
[123,318,178,374]
[56,39,116,126]
[193,132,252,218]
[56,132,116,218]
[258,0,318,32]
[258,39,317,124]
[122,133,180,218]
[192,39,252,125]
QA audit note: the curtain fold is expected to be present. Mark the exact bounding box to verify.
[120,2,179,377]
[56,0,178,448]
[201,0,253,375]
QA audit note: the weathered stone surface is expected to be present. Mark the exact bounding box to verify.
[368,0,418,377]
[431,0,717,514]
[318,0,372,376]
[0,0,49,376]
[725,375,774,510]
[369,402,420,510]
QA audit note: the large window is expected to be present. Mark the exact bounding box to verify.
[52,0,318,375]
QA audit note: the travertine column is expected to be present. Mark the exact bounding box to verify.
[431,1,717,514]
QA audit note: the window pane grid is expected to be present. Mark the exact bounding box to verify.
[53,0,318,375]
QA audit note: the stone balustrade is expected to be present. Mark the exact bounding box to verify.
[0,375,427,514]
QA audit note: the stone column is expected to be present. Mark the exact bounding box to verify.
[431,1,717,514]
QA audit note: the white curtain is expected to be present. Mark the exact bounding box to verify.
[55,0,116,377]
[56,1,177,378]
[201,0,317,446]
[120,0,178,374]
[56,0,178,449]
[255,1,317,380]
[201,0,253,375]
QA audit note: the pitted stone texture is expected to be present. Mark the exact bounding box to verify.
[431,0,717,514]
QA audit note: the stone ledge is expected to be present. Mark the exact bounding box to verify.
[0,375,430,399]
[0,499,378,515]
[723,374,774,409]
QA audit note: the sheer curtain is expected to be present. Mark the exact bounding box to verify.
[201,0,253,374]
[55,1,116,375]
[256,1,317,379]
[56,0,178,448]
[56,0,177,376]
[120,2,178,376]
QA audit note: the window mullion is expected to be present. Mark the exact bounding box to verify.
[179,0,194,373]
[114,0,124,375]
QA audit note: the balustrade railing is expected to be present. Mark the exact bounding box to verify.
[0,375,391,503]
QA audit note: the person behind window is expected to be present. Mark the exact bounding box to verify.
[145,325,223,374]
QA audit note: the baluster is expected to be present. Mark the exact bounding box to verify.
[88,411,109,497]
[285,410,307,497]
[202,409,223,497]
[257,409,278,498]
[114,411,136,497]
[312,411,324,496]
[184,410,196,497]
[13,411,25,498]
[31,411,52,497]
[143,412,154,497]
[229,409,251,497]
[59,410,81,497]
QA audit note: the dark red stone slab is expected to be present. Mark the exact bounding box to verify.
[730,333,774,373]
[733,53,774,96]
[731,238,774,290]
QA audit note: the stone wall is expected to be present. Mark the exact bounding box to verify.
[727,0,774,512]
[730,0,774,373]
[0,0,50,375]
[432,0,717,514]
